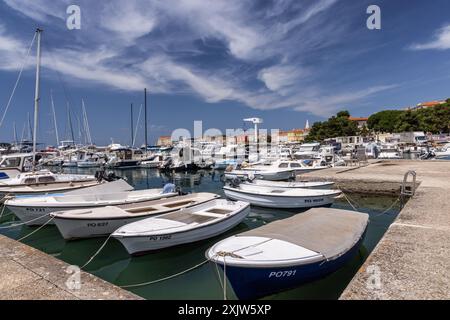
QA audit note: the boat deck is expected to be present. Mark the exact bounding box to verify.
[298,159,450,299]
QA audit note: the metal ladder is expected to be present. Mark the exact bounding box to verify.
[400,170,417,208]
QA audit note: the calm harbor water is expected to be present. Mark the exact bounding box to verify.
[0,167,402,300]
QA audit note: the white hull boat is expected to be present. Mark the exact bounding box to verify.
[113,199,250,255]
[206,208,369,299]
[77,161,102,168]
[223,184,341,208]
[140,160,163,168]
[0,171,100,200]
[5,181,178,226]
[51,193,220,240]
[242,179,335,189]
[224,169,293,181]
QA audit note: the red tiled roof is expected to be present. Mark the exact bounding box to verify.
[418,101,445,107]
[349,117,368,121]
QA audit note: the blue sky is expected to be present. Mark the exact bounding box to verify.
[0,0,450,146]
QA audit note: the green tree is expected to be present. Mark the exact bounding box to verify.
[305,110,359,142]
[367,110,403,133]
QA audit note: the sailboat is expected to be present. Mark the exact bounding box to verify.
[0,29,100,199]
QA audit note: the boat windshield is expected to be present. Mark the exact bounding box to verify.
[0,157,22,168]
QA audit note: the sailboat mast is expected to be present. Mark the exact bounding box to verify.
[144,88,148,151]
[130,103,134,147]
[67,102,75,145]
[51,89,60,146]
[32,28,42,171]
[82,99,92,145]
[13,122,17,145]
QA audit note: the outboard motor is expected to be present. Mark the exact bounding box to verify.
[95,169,122,182]
[229,177,242,188]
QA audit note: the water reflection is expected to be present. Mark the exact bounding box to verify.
[0,167,401,300]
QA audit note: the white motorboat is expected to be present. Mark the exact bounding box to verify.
[434,143,450,158]
[244,160,328,175]
[293,143,321,159]
[0,153,34,180]
[77,155,104,168]
[0,170,100,200]
[223,183,341,208]
[242,179,335,189]
[206,207,369,299]
[105,145,141,169]
[51,192,220,240]
[224,168,293,181]
[224,160,327,181]
[378,144,402,159]
[5,181,178,226]
[140,157,163,168]
[112,199,250,255]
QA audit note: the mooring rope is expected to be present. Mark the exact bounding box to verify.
[374,197,401,217]
[81,234,112,269]
[0,205,6,219]
[120,259,210,289]
[0,213,52,229]
[17,216,55,242]
[337,186,401,217]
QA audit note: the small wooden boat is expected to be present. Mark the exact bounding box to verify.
[206,208,369,299]
[223,183,341,208]
[5,180,178,226]
[51,192,220,240]
[242,179,335,189]
[112,199,250,255]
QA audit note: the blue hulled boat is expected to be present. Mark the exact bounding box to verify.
[206,207,369,299]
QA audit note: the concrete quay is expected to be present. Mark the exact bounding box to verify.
[0,235,142,300]
[299,159,450,299]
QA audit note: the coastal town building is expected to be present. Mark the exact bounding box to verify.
[157,136,172,146]
[348,117,369,128]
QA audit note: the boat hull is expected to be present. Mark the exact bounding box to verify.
[115,206,250,255]
[212,232,365,300]
[223,188,337,208]
[0,181,100,202]
[6,195,176,226]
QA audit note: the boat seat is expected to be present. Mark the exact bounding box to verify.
[206,208,232,214]
[192,211,225,218]
[162,212,216,224]
[126,207,158,214]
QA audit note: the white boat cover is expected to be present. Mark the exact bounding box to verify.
[237,208,368,260]
[64,179,133,195]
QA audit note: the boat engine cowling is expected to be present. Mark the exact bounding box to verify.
[229,177,242,188]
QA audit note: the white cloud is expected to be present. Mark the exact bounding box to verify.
[258,65,310,93]
[410,24,450,50]
[3,0,67,22]
[0,0,394,118]
[99,2,157,42]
